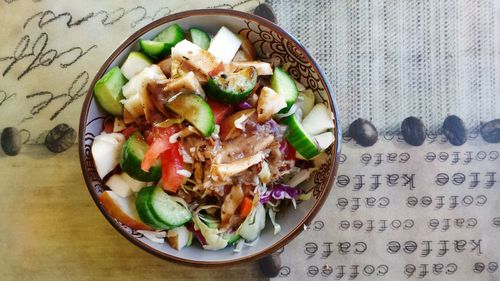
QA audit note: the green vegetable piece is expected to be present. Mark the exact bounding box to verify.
[224,232,241,245]
[120,132,161,182]
[207,67,257,104]
[138,23,185,60]
[135,187,170,229]
[136,186,192,229]
[281,114,320,160]
[165,93,215,137]
[153,23,185,50]
[93,66,127,116]
[139,39,169,60]
[189,27,211,50]
[270,67,298,113]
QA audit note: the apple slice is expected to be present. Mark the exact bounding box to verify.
[121,172,148,193]
[314,131,335,150]
[120,51,152,80]
[257,86,287,123]
[106,172,147,197]
[301,103,334,136]
[106,173,132,197]
[92,133,125,179]
[208,26,242,64]
[99,190,152,230]
[167,226,192,250]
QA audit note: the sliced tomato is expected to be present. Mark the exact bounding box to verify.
[160,142,186,193]
[207,97,235,124]
[141,126,178,172]
[280,140,297,160]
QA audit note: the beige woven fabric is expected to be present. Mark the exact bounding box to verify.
[270,0,500,135]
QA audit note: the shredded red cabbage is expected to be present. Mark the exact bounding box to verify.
[237,101,252,110]
[267,118,286,136]
[260,183,300,203]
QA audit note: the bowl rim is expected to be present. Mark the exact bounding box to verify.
[79,8,341,267]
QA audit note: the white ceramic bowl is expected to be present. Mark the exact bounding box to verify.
[79,9,341,266]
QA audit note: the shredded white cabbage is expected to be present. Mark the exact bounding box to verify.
[193,214,228,251]
[169,126,199,143]
[268,208,281,235]
[179,146,194,164]
[194,204,221,214]
[233,238,245,253]
[234,113,250,130]
[137,230,167,243]
[238,203,266,241]
[176,169,192,177]
[171,196,189,209]
[274,103,298,120]
[287,168,316,187]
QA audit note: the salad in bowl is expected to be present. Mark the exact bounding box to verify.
[83,11,337,259]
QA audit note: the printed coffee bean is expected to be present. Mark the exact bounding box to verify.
[253,3,277,23]
[401,116,426,146]
[480,119,500,143]
[1,127,22,156]
[257,253,281,278]
[348,118,378,147]
[442,115,467,146]
[45,123,76,153]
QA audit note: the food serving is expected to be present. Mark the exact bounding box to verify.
[91,23,335,252]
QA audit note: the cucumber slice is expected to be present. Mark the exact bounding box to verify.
[154,23,185,47]
[302,103,334,135]
[136,186,192,229]
[120,132,161,182]
[135,187,169,229]
[165,93,215,137]
[93,66,127,116]
[120,51,152,80]
[207,67,257,104]
[139,39,169,60]
[189,27,211,50]
[281,114,320,160]
[137,24,185,61]
[271,67,298,113]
